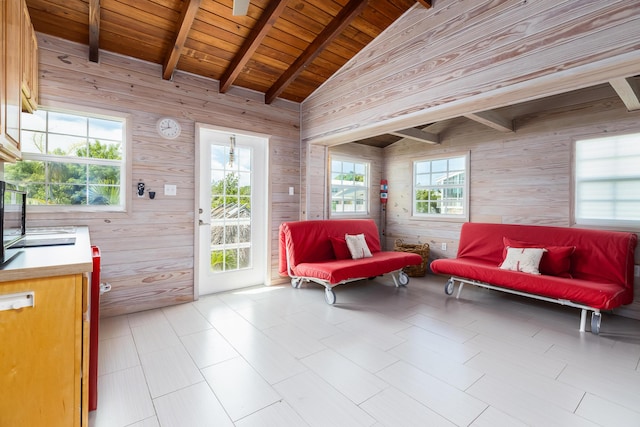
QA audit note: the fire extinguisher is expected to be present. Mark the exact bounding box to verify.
[380,179,388,204]
[380,179,388,249]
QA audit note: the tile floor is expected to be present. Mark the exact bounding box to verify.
[89,274,640,427]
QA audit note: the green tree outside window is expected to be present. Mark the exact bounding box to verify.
[6,109,124,207]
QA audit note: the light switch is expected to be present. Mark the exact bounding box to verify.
[164,184,177,196]
[289,187,294,195]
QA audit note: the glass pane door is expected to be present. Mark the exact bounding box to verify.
[197,128,267,296]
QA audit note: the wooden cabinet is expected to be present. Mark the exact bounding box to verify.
[0,274,89,427]
[21,0,38,113]
[0,0,3,156]
[1,0,23,161]
[1,0,38,161]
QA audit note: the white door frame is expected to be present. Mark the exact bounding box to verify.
[194,123,271,299]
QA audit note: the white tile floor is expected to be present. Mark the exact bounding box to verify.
[89,274,640,427]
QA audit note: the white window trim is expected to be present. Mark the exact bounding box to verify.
[572,132,640,230]
[329,155,370,218]
[16,102,132,214]
[412,151,470,222]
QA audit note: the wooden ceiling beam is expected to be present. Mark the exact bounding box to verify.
[464,110,514,132]
[163,0,202,81]
[415,0,432,8]
[89,0,100,62]
[389,127,440,144]
[265,0,368,104]
[422,120,453,134]
[220,0,289,94]
[609,77,640,111]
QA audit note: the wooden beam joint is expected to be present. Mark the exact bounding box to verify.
[464,110,513,133]
[89,0,100,63]
[609,76,640,112]
[265,0,369,104]
[389,127,440,144]
[220,0,289,93]
[163,0,202,81]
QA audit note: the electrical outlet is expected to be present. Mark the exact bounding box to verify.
[441,242,447,251]
[164,184,177,196]
[635,265,640,277]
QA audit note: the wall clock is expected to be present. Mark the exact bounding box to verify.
[156,117,181,139]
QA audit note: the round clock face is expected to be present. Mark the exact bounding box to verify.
[157,117,181,139]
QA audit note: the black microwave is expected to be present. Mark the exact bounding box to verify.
[1,181,26,265]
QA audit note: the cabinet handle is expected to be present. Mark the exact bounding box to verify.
[0,291,35,311]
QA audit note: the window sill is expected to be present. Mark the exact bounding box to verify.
[330,213,371,219]
[410,215,468,223]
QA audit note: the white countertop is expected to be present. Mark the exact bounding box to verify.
[0,226,93,282]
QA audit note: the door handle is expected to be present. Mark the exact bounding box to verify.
[199,219,210,225]
[0,291,35,311]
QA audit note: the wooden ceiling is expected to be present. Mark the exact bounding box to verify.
[26,0,430,103]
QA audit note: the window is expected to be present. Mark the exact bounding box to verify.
[330,158,369,215]
[413,154,468,219]
[4,108,126,209]
[574,133,640,227]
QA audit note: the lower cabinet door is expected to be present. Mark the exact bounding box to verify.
[0,275,83,427]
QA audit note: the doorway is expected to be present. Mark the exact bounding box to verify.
[196,125,268,296]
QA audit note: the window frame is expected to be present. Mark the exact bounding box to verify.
[573,132,640,229]
[412,152,470,222]
[329,155,370,217]
[10,103,131,213]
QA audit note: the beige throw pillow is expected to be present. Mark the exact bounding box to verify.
[345,233,373,259]
[499,247,546,275]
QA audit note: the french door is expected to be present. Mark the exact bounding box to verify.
[196,125,268,296]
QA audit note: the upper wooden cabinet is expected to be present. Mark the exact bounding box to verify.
[1,0,23,162]
[21,1,38,113]
[1,0,38,162]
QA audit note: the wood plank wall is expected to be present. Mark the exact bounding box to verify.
[380,91,640,320]
[302,144,328,220]
[31,35,301,317]
[302,143,384,247]
[301,0,640,146]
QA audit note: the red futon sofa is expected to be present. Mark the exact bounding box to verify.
[431,222,637,334]
[279,219,422,304]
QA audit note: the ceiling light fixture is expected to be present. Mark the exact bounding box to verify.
[229,135,236,168]
[232,0,250,16]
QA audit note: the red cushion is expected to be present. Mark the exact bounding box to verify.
[329,236,351,260]
[503,237,575,278]
[294,251,422,285]
[431,257,630,310]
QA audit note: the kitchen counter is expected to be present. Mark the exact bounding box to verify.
[0,226,93,282]
[0,225,92,426]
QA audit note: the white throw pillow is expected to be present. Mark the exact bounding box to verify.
[499,247,546,275]
[345,233,373,259]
